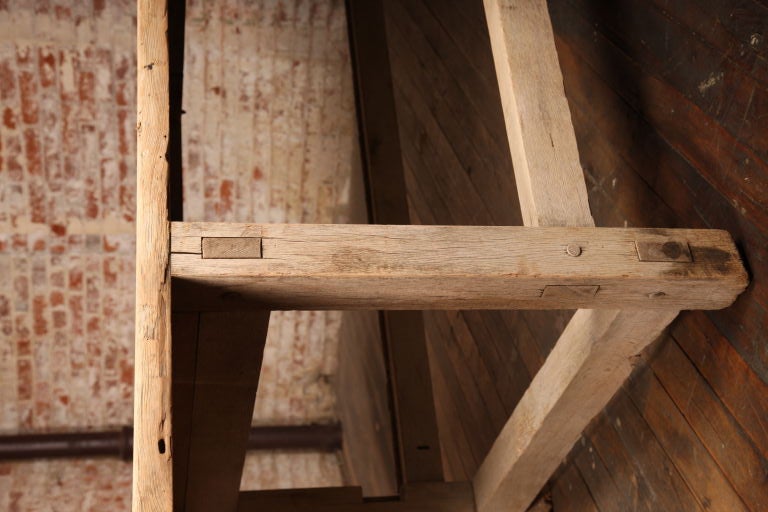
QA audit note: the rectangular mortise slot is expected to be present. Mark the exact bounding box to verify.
[202,237,263,259]
[635,239,692,262]
[541,285,599,299]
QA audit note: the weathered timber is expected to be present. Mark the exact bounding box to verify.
[169,223,746,311]
[134,1,173,511]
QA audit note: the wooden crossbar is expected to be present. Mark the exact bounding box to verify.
[169,222,745,311]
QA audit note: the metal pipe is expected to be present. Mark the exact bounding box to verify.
[0,423,342,462]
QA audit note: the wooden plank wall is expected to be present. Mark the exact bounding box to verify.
[382,0,768,510]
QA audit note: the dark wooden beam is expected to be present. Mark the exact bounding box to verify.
[237,482,475,512]
[347,0,443,485]
[175,311,271,512]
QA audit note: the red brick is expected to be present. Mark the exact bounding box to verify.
[54,5,72,20]
[13,275,28,309]
[50,291,64,307]
[16,338,30,357]
[68,268,83,290]
[1,318,11,337]
[17,359,32,400]
[5,136,24,182]
[0,295,8,317]
[86,316,99,336]
[3,107,15,129]
[52,310,66,329]
[103,258,117,286]
[18,71,38,125]
[38,48,57,88]
[0,60,15,100]
[217,179,235,216]
[32,238,46,251]
[78,70,95,105]
[92,0,106,15]
[50,269,65,288]
[23,129,42,175]
[115,82,129,106]
[84,178,99,219]
[32,295,47,336]
[102,236,120,253]
[119,358,132,386]
[68,295,83,336]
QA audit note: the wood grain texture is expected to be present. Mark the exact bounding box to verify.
[170,223,746,311]
[183,311,270,512]
[336,310,399,496]
[483,0,593,227]
[237,482,474,512]
[473,308,678,512]
[475,3,682,511]
[202,238,262,259]
[347,0,444,485]
[133,1,172,511]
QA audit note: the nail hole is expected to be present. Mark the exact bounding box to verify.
[158,439,166,454]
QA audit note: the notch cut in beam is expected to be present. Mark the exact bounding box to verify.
[170,222,746,311]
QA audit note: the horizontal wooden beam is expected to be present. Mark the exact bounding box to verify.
[237,483,475,512]
[170,222,746,311]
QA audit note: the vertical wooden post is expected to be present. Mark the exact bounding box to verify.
[134,1,173,511]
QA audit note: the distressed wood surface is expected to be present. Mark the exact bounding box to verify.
[133,1,172,511]
[347,0,444,486]
[170,223,746,311]
[473,2,686,511]
[473,309,678,511]
[237,482,475,512]
[483,0,593,227]
[182,311,271,512]
[202,237,263,259]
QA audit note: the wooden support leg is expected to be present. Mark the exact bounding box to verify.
[171,312,200,510]
[346,0,443,485]
[473,308,678,511]
[173,310,271,512]
[473,1,731,510]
